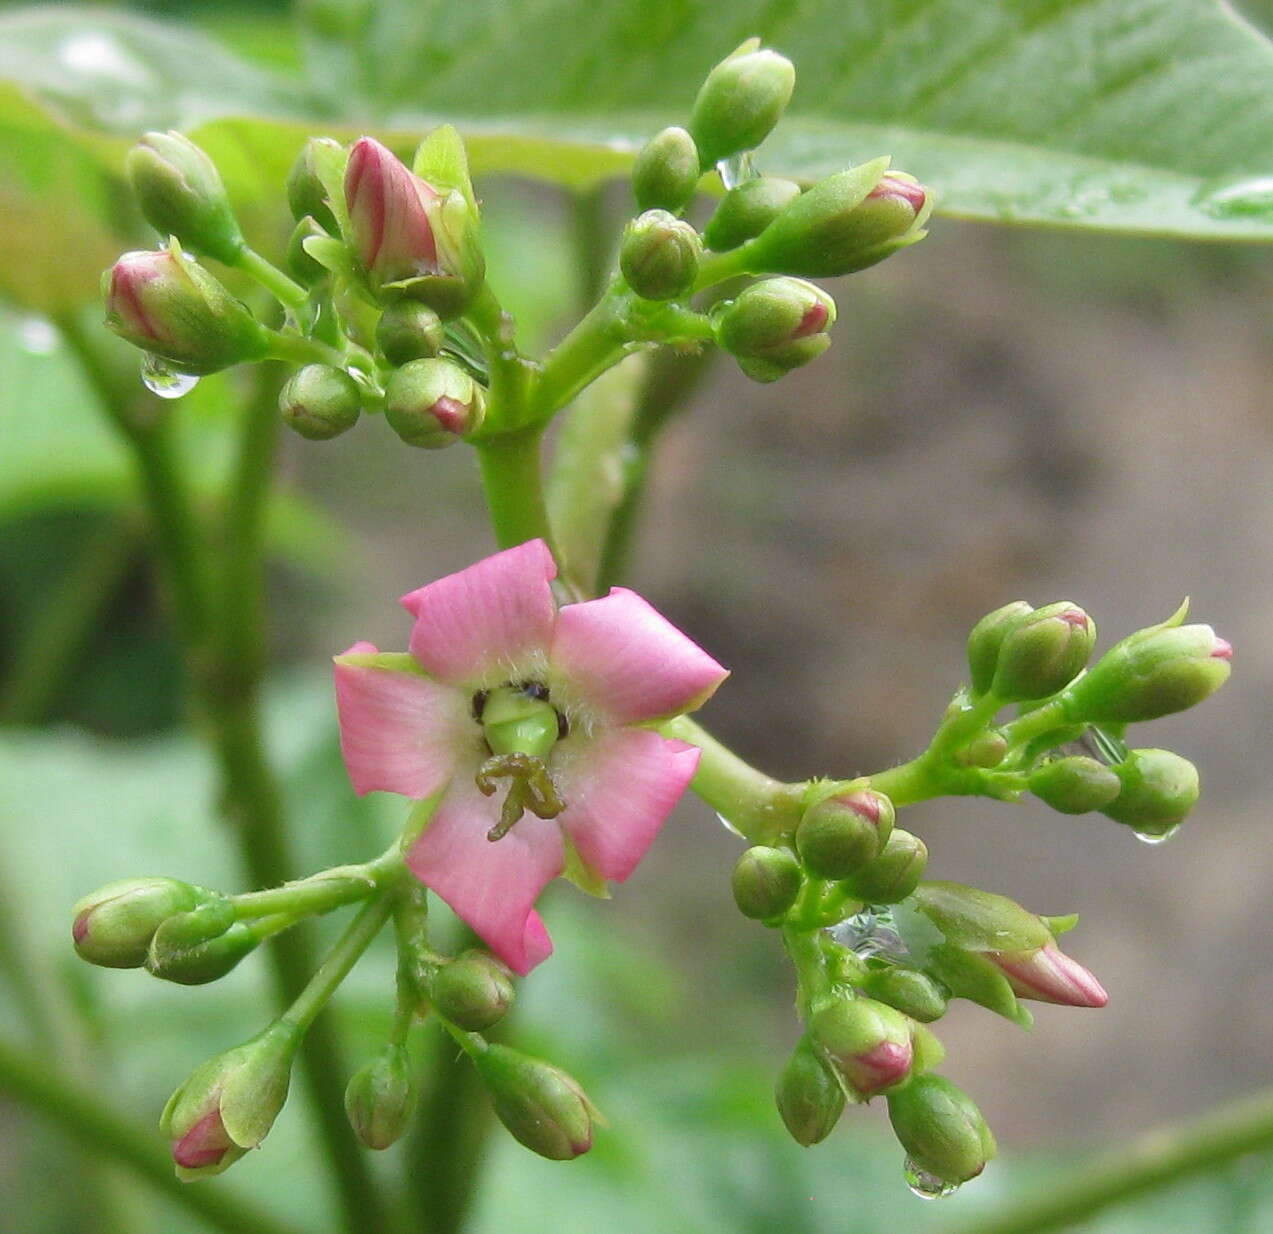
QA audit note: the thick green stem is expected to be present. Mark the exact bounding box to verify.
[266,330,347,368]
[949,1088,1273,1234]
[530,285,633,422]
[235,245,309,310]
[232,845,403,920]
[475,429,557,554]
[659,715,806,844]
[465,284,535,425]
[0,1038,302,1234]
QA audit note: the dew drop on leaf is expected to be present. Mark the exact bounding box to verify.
[1196,177,1273,220]
[141,354,199,399]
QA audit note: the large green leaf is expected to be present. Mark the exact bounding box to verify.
[4,1,1273,252]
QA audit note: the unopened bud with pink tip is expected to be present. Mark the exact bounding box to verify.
[990,602,1096,702]
[72,877,206,969]
[385,358,485,449]
[714,277,837,385]
[986,940,1108,1008]
[796,784,894,880]
[474,1045,596,1160]
[810,997,914,1099]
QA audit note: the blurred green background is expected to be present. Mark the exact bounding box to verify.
[2,2,1273,1232]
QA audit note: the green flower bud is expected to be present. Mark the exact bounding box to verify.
[286,136,343,233]
[736,335,831,384]
[619,210,702,301]
[910,882,1052,954]
[731,846,803,920]
[632,126,701,213]
[145,921,260,985]
[840,829,927,905]
[474,1045,595,1160]
[161,1023,300,1179]
[887,1074,996,1185]
[715,277,836,356]
[127,131,244,265]
[72,877,205,969]
[384,358,485,448]
[861,968,949,1024]
[480,685,560,760]
[1101,748,1199,835]
[991,602,1096,702]
[957,730,1008,768]
[147,896,236,955]
[430,950,516,1031]
[967,601,1033,696]
[376,301,446,366]
[689,40,796,169]
[1064,606,1232,723]
[286,216,329,286]
[279,364,362,441]
[1029,756,1122,814]
[810,997,914,1099]
[345,1044,418,1150]
[704,177,802,251]
[796,787,894,880]
[103,245,270,375]
[775,1035,845,1146]
[748,163,929,278]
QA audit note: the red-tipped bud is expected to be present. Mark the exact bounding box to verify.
[796,786,894,880]
[384,358,485,448]
[474,1045,596,1160]
[809,998,914,1099]
[985,942,1108,1008]
[71,877,205,969]
[714,277,836,356]
[991,602,1096,702]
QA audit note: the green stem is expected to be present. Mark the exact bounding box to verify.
[530,284,634,423]
[0,1038,302,1234]
[282,892,397,1033]
[659,715,807,844]
[948,1087,1273,1234]
[464,284,535,425]
[266,330,347,368]
[999,699,1071,751]
[474,428,557,553]
[691,245,752,292]
[235,245,309,310]
[232,845,403,921]
[0,515,134,725]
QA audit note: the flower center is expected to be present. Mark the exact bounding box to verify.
[474,684,567,841]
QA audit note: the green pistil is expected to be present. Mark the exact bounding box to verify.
[475,752,565,842]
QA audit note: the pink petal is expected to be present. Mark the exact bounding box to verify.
[405,776,563,974]
[402,541,558,687]
[173,1109,235,1169]
[988,943,1109,1008]
[334,642,475,798]
[550,588,728,724]
[553,728,700,882]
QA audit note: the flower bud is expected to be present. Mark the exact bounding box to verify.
[287,137,343,233]
[986,941,1108,1007]
[161,1023,300,1178]
[861,967,949,1024]
[731,846,803,920]
[991,602,1096,702]
[1064,607,1232,723]
[715,277,836,357]
[345,136,484,316]
[384,358,484,448]
[345,1044,418,1150]
[775,1035,845,1146]
[632,126,701,213]
[619,210,702,301]
[287,216,329,285]
[430,950,516,1031]
[72,877,205,969]
[1101,748,1199,835]
[376,300,446,365]
[810,997,913,1099]
[103,246,270,375]
[840,829,927,904]
[749,163,929,277]
[126,131,244,265]
[279,364,362,441]
[689,40,796,168]
[887,1075,996,1185]
[474,1045,595,1160]
[146,921,260,985]
[736,335,831,384]
[1029,756,1122,814]
[967,601,1033,696]
[957,730,1008,768]
[796,787,894,880]
[911,881,1052,954]
[704,177,802,251]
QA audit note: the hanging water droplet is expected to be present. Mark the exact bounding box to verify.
[716,151,758,191]
[829,905,909,962]
[1133,824,1180,846]
[1196,177,1273,220]
[715,811,745,839]
[903,1158,960,1199]
[16,316,60,355]
[140,353,199,399]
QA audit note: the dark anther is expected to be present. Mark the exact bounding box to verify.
[471,690,489,721]
[556,710,570,739]
[519,681,550,701]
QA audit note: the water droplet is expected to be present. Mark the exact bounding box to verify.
[904,1158,960,1199]
[715,811,745,839]
[1133,824,1180,846]
[829,906,909,962]
[716,151,758,191]
[1196,177,1273,220]
[141,354,199,399]
[16,316,60,355]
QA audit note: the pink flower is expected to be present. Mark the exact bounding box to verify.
[334,540,728,974]
[345,137,441,284]
[986,942,1109,1008]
